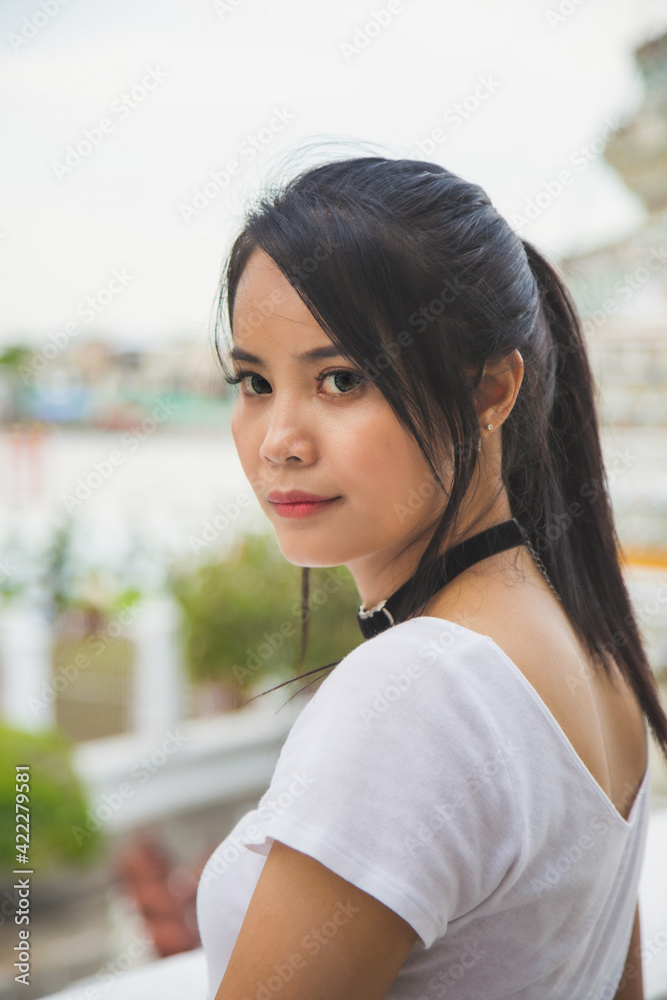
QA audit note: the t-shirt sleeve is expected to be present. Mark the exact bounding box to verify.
[240,622,524,950]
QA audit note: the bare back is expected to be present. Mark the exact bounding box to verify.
[423,544,648,823]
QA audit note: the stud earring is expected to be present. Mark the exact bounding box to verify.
[477,423,494,452]
[477,424,493,452]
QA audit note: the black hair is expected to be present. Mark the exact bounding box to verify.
[214,154,667,764]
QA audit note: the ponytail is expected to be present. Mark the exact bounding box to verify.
[511,238,667,761]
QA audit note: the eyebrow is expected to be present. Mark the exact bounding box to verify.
[229,345,345,365]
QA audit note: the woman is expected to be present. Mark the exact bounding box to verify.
[196,155,667,1000]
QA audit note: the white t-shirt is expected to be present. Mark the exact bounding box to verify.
[196,617,651,1000]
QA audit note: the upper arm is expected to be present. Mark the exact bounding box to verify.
[213,838,418,1000]
[613,903,644,1000]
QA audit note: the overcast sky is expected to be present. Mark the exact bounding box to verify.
[1,0,667,354]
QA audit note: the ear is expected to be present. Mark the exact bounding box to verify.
[473,349,524,429]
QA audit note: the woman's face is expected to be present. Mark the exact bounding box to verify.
[229,247,450,602]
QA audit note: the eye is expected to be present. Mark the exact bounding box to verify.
[316,369,366,395]
[223,368,366,397]
[224,369,271,395]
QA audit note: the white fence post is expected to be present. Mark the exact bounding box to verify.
[0,598,55,730]
[128,596,186,737]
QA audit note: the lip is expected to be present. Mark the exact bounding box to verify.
[267,489,342,520]
[267,489,339,503]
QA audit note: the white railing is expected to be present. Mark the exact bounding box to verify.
[0,595,186,741]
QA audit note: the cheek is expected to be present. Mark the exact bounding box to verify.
[230,406,257,488]
[230,407,241,459]
[344,413,435,507]
[230,402,251,458]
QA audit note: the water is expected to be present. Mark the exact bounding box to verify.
[0,421,665,597]
[0,424,267,600]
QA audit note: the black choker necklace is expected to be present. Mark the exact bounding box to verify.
[356,517,530,640]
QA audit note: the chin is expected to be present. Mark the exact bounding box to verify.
[272,535,346,570]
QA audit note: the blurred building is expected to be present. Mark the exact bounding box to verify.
[605,31,667,215]
[560,27,667,551]
[560,29,667,422]
[2,337,234,428]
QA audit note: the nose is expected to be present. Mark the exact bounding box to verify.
[258,397,316,466]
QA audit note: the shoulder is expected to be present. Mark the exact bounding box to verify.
[299,617,522,766]
[304,617,483,710]
[323,616,494,691]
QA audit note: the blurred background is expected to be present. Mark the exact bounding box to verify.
[1,0,667,997]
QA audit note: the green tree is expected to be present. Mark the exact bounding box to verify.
[169,531,362,695]
[0,723,103,880]
[0,346,33,371]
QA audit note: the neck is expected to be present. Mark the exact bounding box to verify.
[351,495,514,611]
[355,517,528,640]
